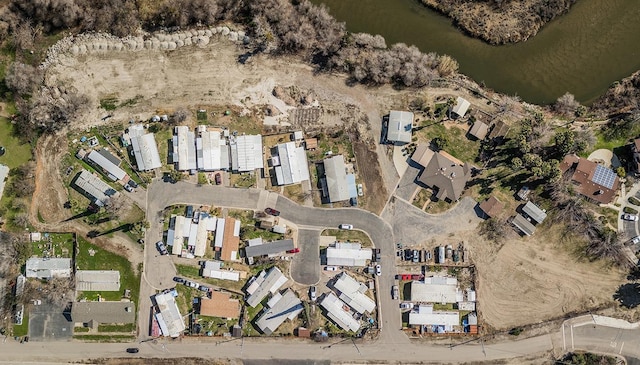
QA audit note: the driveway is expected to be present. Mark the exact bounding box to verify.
[290,229,321,285]
[394,163,421,202]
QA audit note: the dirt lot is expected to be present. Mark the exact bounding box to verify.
[426,226,627,331]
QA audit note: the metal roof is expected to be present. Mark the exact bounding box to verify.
[409,304,459,327]
[87,150,127,181]
[333,272,375,314]
[199,130,229,171]
[452,97,470,117]
[154,291,185,337]
[274,142,310,185]
[76,270,120,291]
[25,258,71,279]
[255,289,303,335]
[326,242,372,267]
[244,239,295,258]
[245,267,287,307]
[512,213,536,236]
[131,133,162,171]
[386,110,413,143]
[71,301,135,324]
[323,155,350,202]
[230,135,263,172]
[522,201,547,224]
[319,292,360,332]
[410,277,459,304]
[73,169,116,206]
[174,126,197,171]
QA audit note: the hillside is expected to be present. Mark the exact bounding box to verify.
[592,70,640,117]
[420,0,577,44]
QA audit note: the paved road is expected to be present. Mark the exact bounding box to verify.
[290,229,321,285]
[564,317,640,363]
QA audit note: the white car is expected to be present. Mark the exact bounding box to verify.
[622,214,639,221]
[324,266,338,271]
[339,224,353,230]
[632,236,640,244]
[309,286,317,301]
[375,264,381,276]
[400,302,414,310]
[357,184,364,197]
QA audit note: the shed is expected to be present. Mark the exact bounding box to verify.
[478,196,504,219]
[468,121,489,140]
[512,214,536,236]
[304,138,318,150]
[296,326,311,338]
[452,97,470,118]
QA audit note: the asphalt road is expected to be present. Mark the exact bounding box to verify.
[567,320,640,363]
[290,229,321,285]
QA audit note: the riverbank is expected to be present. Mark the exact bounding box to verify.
[420,0,577,45]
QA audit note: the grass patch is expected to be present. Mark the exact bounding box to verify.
[425,197,454,214]
[198,172,209,185]
[629,196,640,206]
[175,284,204,315]
[624,207,638,214]
[99,96,119,111]
[230,173,256,188]
[153,126,173,166]
[0,116,33,168]
[416,121,480,163]
[74,326,90,333]
[283,184,307,204]
[196,110,208,121]
[197,315,238,336]
[241,226,283,241]
[32,232,74,258]
[72,334,135,342]
[12,310,29,337]
[321,229,373,247]
[97,323,135,333]
[412,188,430,209]
[433,303,454,311]
[306,130,354,161]
[75,237,140,303]
[597,207,619,229]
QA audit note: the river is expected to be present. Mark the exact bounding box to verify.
[311,0,640,105]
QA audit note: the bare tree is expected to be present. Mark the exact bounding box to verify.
[104,194,127,219]
[12,213,30,228]
[12,20,41,50]
[554,92,581,117]
[4,62,43,97]
[170,109,188,125]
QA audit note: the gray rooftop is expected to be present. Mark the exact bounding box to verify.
[244,239,295,258]
[86,150,127,181]
[76,270,121,292]
[73,169,117,206]
[71,301,135,324]
[522,201,547,224]
[255,289,303,335]
[386,110,413,144]
[323,155,350,202]
[25,258,71,279]
[512,214,536,236]
[131,133,162,171]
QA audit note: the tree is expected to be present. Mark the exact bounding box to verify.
[479,217,507,244]
[431,136,449,151]
[554,130,575,155]
[12,20,41,51]
[554,92,581,117]
[5,62,43,97]
[511,157,522,169]
[617,166,626,178]
[168,169,185,183]
[12,213,30,228]
[104,194,127,219]
[170,109,188,125]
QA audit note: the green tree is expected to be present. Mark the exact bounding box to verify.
[511,157,522,169]
[617,166,626,178]
[554,130,575,155]
[168,169,185,183]
[523,153,543,168]
[431,136,449,151]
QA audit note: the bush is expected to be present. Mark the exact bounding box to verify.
[628,196,640,206]
[624,206,638,214]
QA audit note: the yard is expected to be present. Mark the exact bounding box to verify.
[230,173,256,188]
[194,105,263,135]
[306,129,354,162]
[31,233,74,258]
[175,264,245,293]
[0,115,32,169]
[75,237,141,302]
[321,229,373,247]
[12,310,29,337]
[412,188,430,210]
[415,121,480,163]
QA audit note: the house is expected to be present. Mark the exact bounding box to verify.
[319,292,361,332]
[0,164,8,202]
[198,291,240,319]
[410,276,459,304]
[272,142,310,185]
[255,289,303,335]
[72,170,117,207]
[332,272,376,314]
[153,289,185,337]
[292,131,304,141]
[521,201,547,224]
[86,150,127,182]
[245,267,288,307]
[201,261,241,281]
[466,312,478,334]
[76,270,120,291]
[451,97,470,118]
[386,110,414,144]
[409,304,460,332]
[478,196,504,219]
[230,134,263,172]
[220,218,240,261]
[244,239,295,259]
[488,120,510,139]
[414,145,471,202]
[173,126,197,171]
[71,301,135,328]
[197,128,230,171]
[468,121,489,140]
[25,258,71,279]
[304,138,318,150]
[326,242,372,267]
[321,155,354,203]
[560,154,620,204]
[130,133,162,171]
[512,214,536,236]
[633,138,640,173]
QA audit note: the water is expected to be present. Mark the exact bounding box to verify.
[312,0,640,105]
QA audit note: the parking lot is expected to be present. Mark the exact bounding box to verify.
[28,303,73,342]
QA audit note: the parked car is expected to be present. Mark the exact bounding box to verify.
[633,236,640,244]
[392,285,399,300]
[374,248,381,262]
[412,250,419,263]
[156,241,168,255]
[623,214,639,221]
[187,281,198,288]
[123,184,134,192]
[357,184,364,197]
[265,207,280,216]
[215,173,222,185]
[173,276,185,283]
[287,248,300,254]
[400,302,414,310]
[126,348,139,353]
[339,224,353,230]
[425,251,432,261]
[324,266,338,271]
[375,264,381,276]
[198,285,210,292]
[185,205,194,218]
[310,286,317,301]
[128,180,138,188]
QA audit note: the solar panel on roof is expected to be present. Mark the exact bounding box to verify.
[591,164,616,189]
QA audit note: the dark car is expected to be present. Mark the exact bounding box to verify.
[126,348,139,354]
[265,207,280,216]
[198,285,210,292]
[173,276,185,283]
[128,180,138,188]
[185,205,194,218]
[215,173,222,185]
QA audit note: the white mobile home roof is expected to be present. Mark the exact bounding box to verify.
[386,110,413,144]
[522,201,547,224]
[175,126,197,171]
[214,218,226,248]
[76,270,120,291]
[274,142,310,185]
[187,222,198,248]
[172,215,185,255]
[154,291,185,337]
[74,169,116,206]
[411,276,459,303]
[320,293,361,332]
[246,267,287,307]
[333,272,376,314]
[231,135,263,172]
[87,150,127,181]
[194,219,210,257]
[131,133,162,171]
[200,130,229,171]
[202,261,240,281]
[25,258,71,279]
[326,242,372,267]
[255,289,303,335]
[323,155,350,202]
[409,304,459,327]
[452,97,470,118]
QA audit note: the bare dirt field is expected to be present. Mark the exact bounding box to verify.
[428,226,627,331]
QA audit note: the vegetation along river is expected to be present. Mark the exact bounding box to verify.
[312,0,640,105]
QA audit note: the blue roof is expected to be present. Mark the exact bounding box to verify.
[347,174,357,198]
